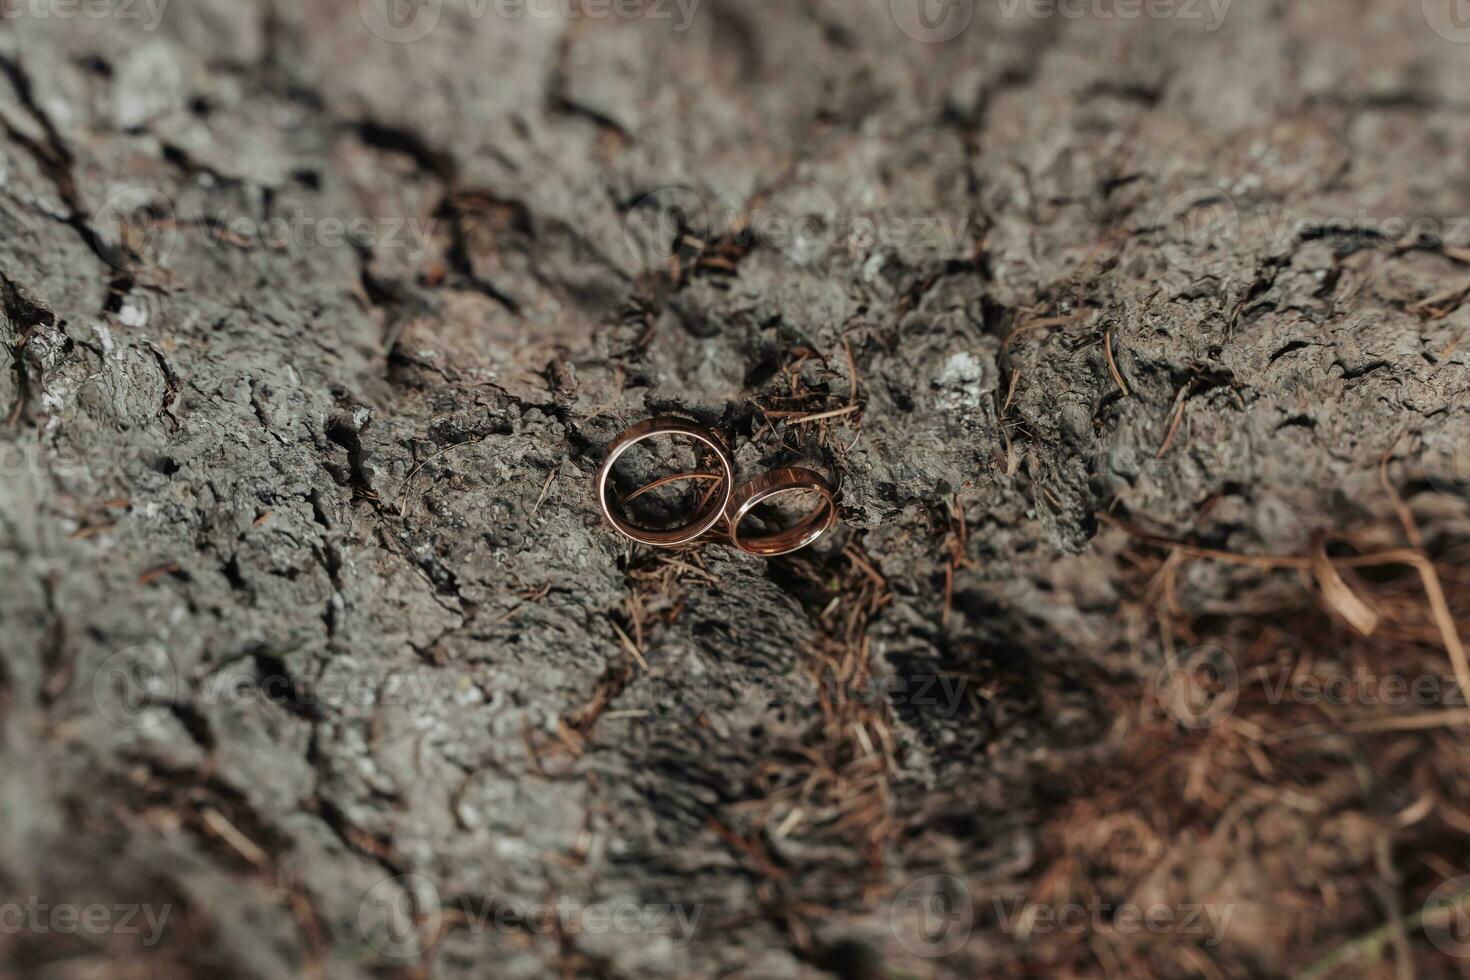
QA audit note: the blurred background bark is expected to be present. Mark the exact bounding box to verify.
[1,1,1469,977]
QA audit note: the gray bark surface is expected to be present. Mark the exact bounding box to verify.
[2,1,1469,978]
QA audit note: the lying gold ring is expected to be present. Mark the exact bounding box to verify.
[596,417,734,547]
[725,467,837,556]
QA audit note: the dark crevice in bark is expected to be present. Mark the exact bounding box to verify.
[352,120,457,184]
[0,55,134,270]
[310,795,409,879]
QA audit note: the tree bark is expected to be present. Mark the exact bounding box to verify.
[2,1,1468,977]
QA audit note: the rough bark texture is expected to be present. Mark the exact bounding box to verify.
[2,1,1469,978]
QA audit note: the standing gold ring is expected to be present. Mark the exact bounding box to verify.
[725,467,837,557]
[596,417,734,547]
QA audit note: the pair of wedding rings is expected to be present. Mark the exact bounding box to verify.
[595,417,838,556]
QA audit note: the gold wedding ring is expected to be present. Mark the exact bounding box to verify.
[596,417,734,547]
[724,467,837,557]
